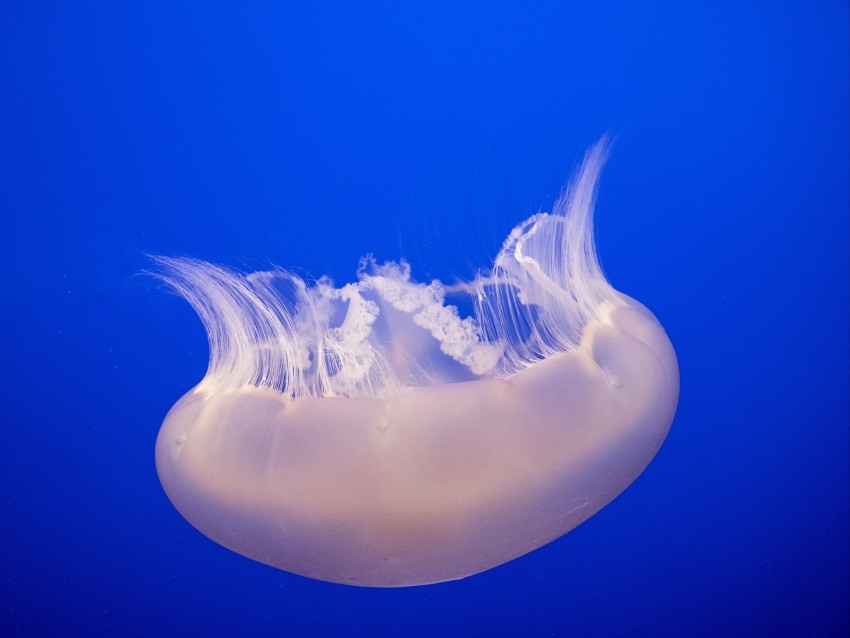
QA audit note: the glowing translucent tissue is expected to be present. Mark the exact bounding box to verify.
[152,141,679,586]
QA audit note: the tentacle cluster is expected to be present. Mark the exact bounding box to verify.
[151,139,617,398]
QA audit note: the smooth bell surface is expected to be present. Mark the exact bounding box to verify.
[156,299,678,586]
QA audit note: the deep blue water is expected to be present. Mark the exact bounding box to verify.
[1,2,847,636]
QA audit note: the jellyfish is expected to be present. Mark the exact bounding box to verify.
[152,140,679,587]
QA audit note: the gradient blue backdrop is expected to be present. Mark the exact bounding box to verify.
[2,2,847,636]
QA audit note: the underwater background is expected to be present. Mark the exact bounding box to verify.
[1,2,847,636]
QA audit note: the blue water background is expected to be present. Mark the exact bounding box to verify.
[1,2,847,636]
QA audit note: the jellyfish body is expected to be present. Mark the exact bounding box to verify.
[153,141,679,587]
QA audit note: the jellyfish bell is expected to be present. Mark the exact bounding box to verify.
[152,140,679,587]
